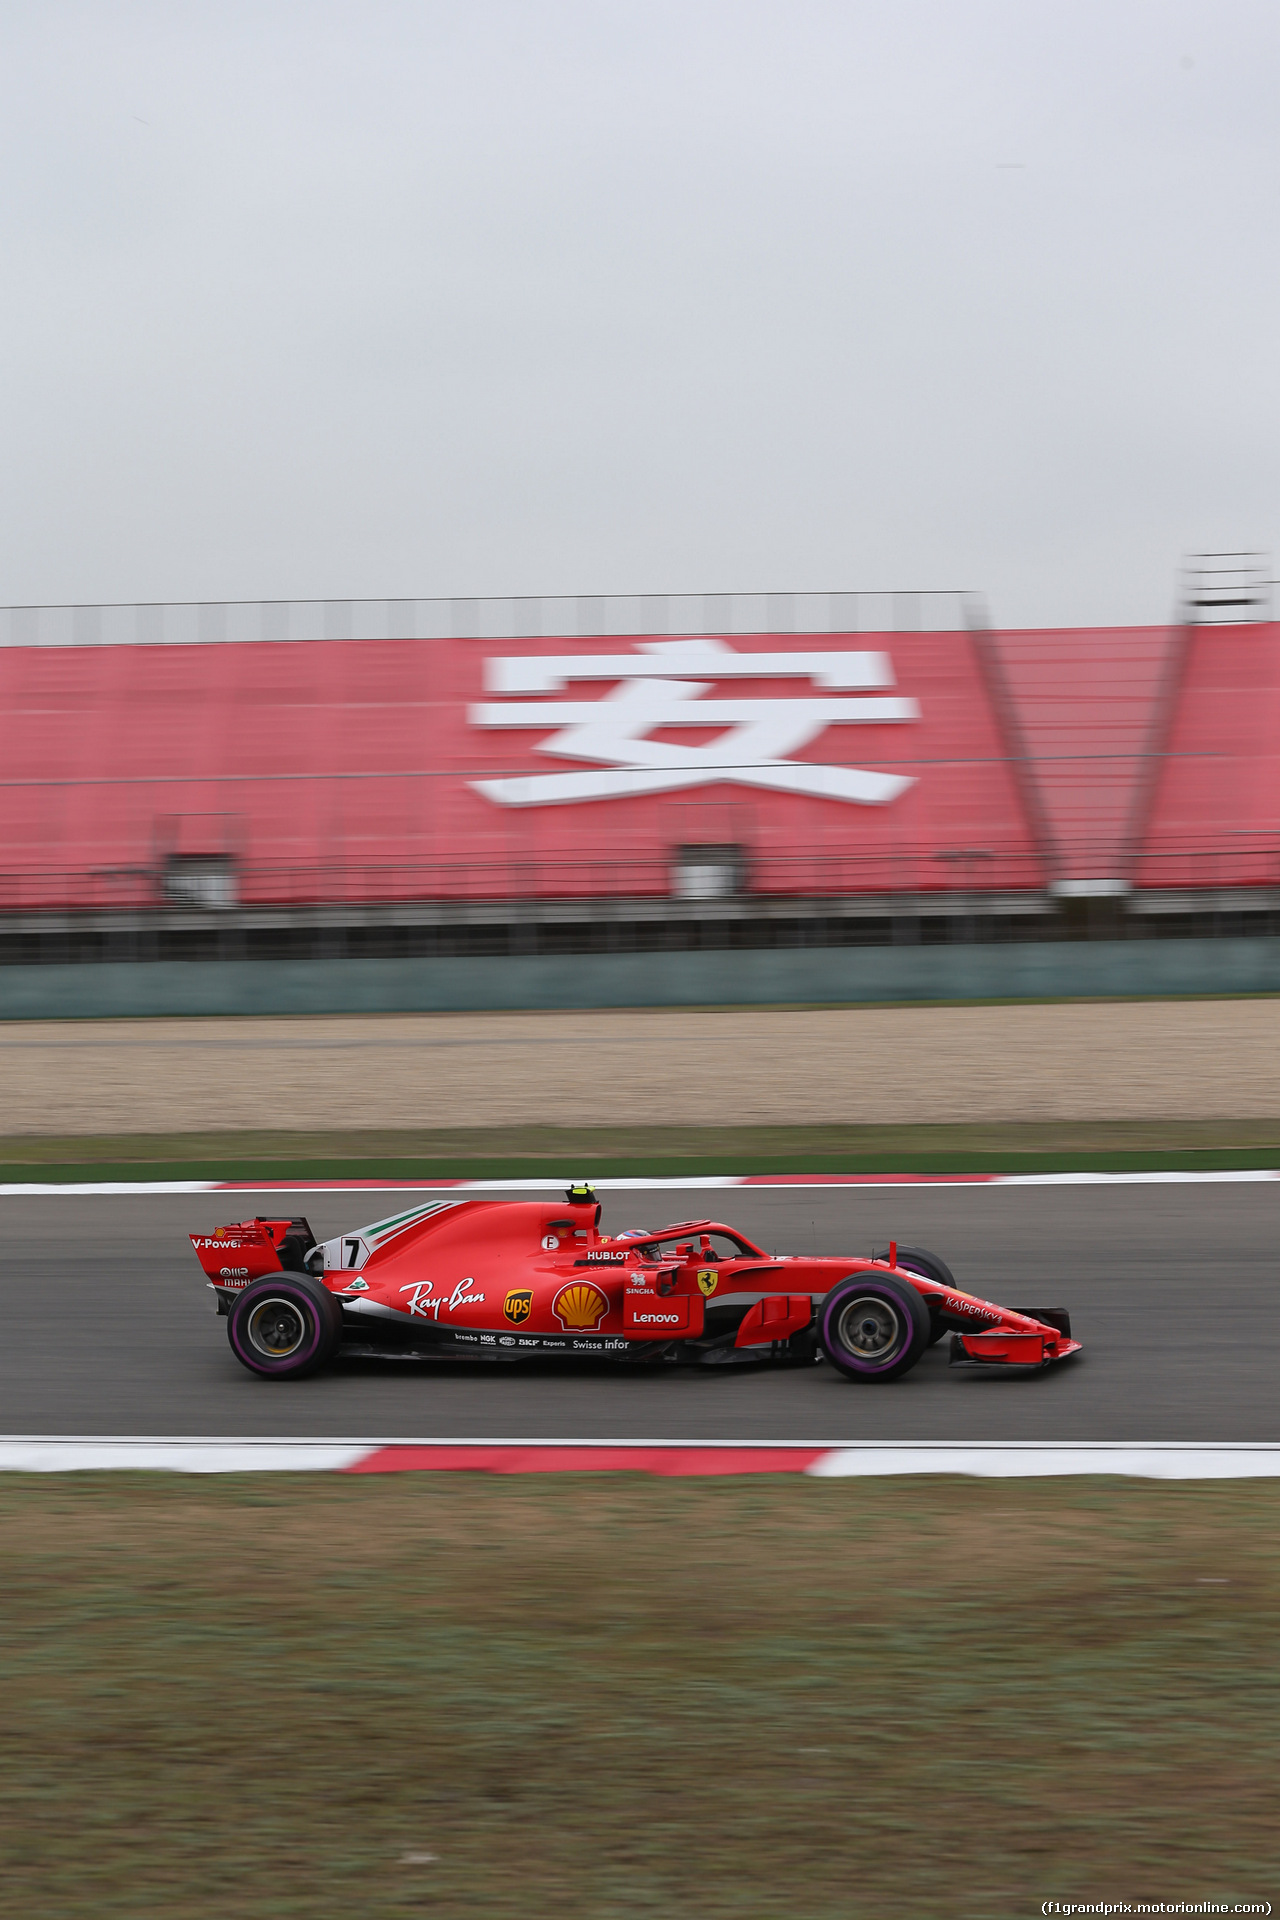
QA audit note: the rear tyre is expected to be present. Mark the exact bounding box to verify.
[227,1273,341,1380]
[874,1244,956,1346]
[818,1274,931,1382]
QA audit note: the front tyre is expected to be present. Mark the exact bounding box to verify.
[227,1273,341,1380]
[875,1244,956,1345]
[818,1274,931,1382]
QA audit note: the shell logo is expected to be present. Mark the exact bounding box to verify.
[552,1282,609,1332]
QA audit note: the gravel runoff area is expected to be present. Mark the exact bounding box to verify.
[1,997,1278,1134]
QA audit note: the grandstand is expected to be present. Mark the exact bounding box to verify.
[1,574,1277,986]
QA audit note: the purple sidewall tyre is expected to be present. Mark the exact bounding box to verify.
[872,1246,956,1346]
[817,1274,931,1383]
[227,1274,339,1380]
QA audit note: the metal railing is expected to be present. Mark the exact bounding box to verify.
[0,845,1276,919]
[0,588,974,650]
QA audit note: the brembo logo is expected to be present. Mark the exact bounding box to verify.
[468,638,919,808]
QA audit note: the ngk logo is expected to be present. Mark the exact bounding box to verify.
[469,637,919,808]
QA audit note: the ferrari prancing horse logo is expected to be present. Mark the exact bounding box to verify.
[504,1289,533,1325]
[696,1269,718,1296]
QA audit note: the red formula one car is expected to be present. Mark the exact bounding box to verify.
[189,1184,1080,1383]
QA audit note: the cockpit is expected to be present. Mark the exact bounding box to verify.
[615,1224,765,1264]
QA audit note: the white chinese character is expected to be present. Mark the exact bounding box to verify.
[469,638,919,807]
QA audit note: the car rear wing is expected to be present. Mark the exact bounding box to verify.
[189,1217,316,1286]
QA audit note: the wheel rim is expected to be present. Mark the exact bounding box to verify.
[245,1297,309,1359]
[834,1294,905,1362]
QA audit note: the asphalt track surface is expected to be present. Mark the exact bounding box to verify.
[3,1183,1277,1442]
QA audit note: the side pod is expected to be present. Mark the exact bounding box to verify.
[735,1295,813,1347]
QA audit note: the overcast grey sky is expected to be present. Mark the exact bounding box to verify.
[0,0,1275,627]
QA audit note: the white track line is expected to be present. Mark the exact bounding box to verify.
[1,1170,1278,1195]
[0,1439,372,1471]
[0,1181,221,1195]
[809,1444,1280,1478]
[996,1169,1280,1186]
[2,1438,1280,1477]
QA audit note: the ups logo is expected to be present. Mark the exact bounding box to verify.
[504,1290,533,1326]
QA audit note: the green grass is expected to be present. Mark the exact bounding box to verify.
[6,1119,1280,1182]
[1,1474,1278,1917]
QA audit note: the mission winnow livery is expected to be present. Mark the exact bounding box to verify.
[188,1185,1080,1384]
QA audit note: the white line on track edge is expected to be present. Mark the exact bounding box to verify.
[2,1438,1280,1478]
[2,1170,1279,1195]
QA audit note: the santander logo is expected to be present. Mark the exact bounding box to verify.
[468,637,919,808]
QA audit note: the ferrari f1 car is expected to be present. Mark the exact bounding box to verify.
[189,1184,1080,1382]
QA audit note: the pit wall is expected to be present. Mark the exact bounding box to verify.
[3,936,1279,1018]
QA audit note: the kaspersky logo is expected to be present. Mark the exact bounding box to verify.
[468,637,919,808]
